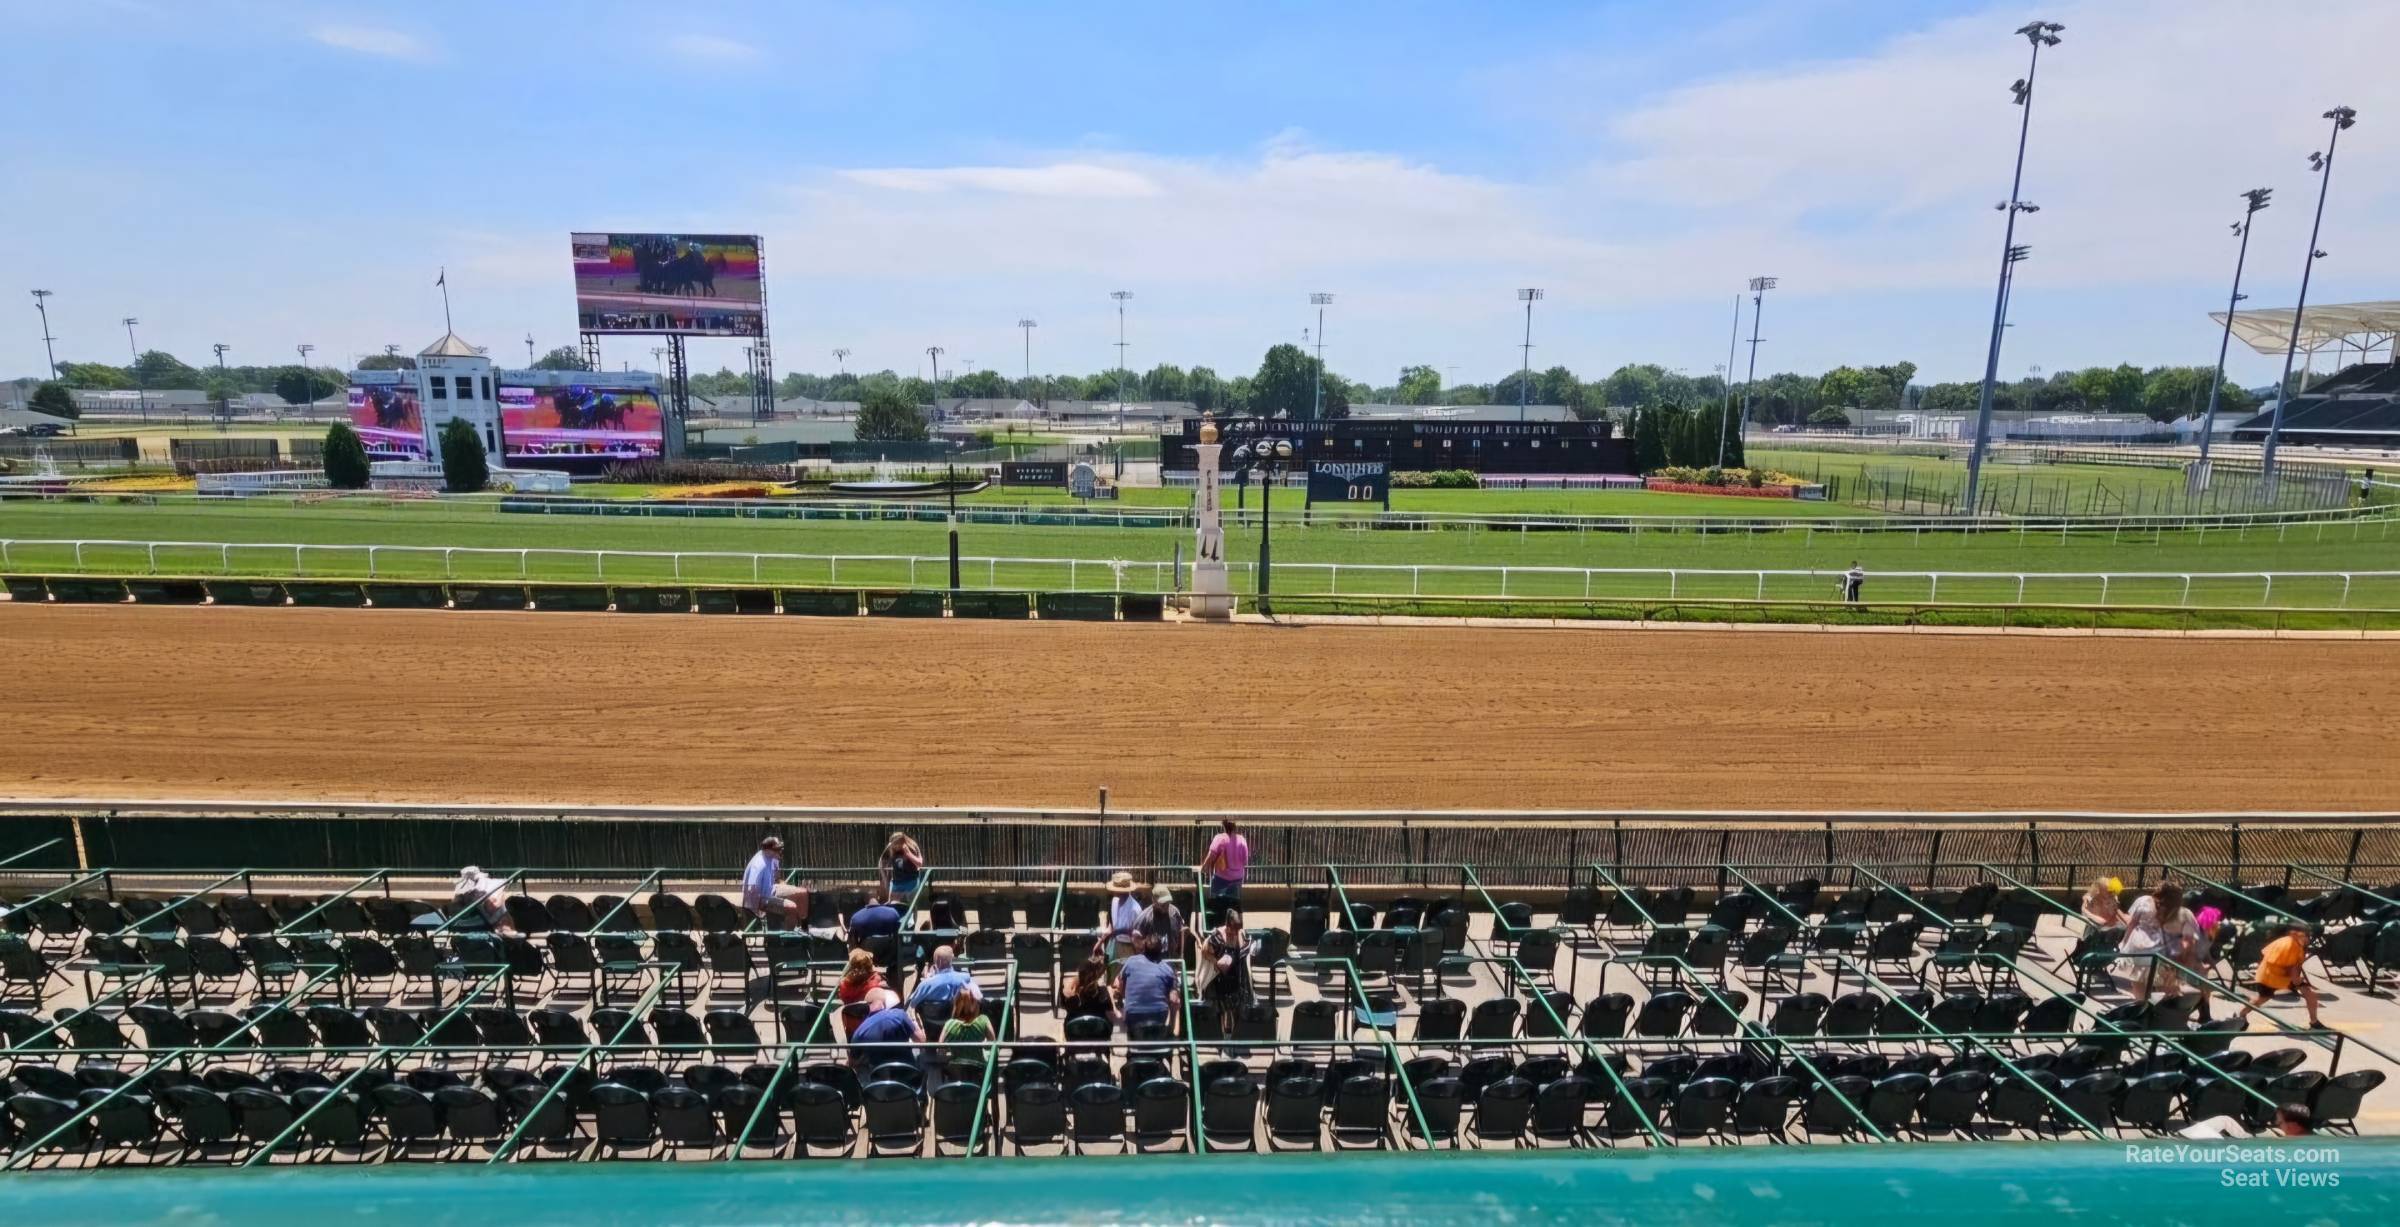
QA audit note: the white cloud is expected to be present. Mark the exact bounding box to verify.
[309,23,429,61]
[838,163,1163,199]
[668,33,762,63]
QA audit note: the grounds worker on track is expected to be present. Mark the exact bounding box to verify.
[1842,560,1865,603]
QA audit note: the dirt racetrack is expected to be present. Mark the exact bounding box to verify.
[3,605,2395,812]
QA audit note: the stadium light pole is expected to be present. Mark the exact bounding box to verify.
[1736,277,1776,464]
[122,317,146,421]
[2263,106,2359,491]
[1718,295,1741,462]
[1515,288,1542,422]
[831,347,850,377]
[29,289,58,378]
[1018,319,1038,409]
[1962,20,2064,520]
[1309,293,1334,420]
[295,344,315,419]
[927,344,958,589]
[1110,290,1133,432]
[211,342,230,432]
[2196,189,2275,492]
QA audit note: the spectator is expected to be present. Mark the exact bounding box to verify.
[451,866,517,936]
[1137,886,1187,961]
[2236,920,2326,1029]
[1197,907,1258,1036]
[2271,1103,2315,1136]
[940,991,997,1079]
[835,950,892,1037]
[1114,935,1182,1033]
[2081,876,2125,929]
[1097,871,1146,959]
[739,836,810,927]
[1199,819,1250,908]
[2118,881,2201,1002]
[908,944,983,1014]
[1062,953,1116,1025]
[848,1001,924,1072]
[880,832,926,901]
[1842,560,1865,603]
[849,889,903,945]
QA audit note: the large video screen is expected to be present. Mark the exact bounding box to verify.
[346,383,425,460]
[571,232,763,337]
[500,385,665,460]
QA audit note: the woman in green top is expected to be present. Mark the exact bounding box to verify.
[940,990,996,1078]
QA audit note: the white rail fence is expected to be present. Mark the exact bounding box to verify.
[5,538,2398,609]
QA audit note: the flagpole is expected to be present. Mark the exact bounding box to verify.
[437,268,453,333]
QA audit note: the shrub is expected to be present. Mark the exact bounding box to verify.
[322,423,371,489]
[438,418,488,493]
[1392,468,1480,489]
[28,381,78,420]
[603,458,791,484]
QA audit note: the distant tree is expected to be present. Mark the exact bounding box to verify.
[273,365,341,406]
[27,381,78,419]
[946,369,1008,399]
[132,349,200,385]
[1223,375,1255,413]
[1188,366,1222,412]
[1917,382,1980,415]
[1629,406,1665,473]
[2071,364,2146,416]
[1141,362,1189,401]
[530,346,590,371]
[322,422,371,489]
[854,385,930,442]
[1601,363,1664,409]
[1250,344,1320,419]
[355,353,417,371]
[51,361,131,390]
[1866,361,1918,412]
[1395,364,1442,405]
[437,418,488,493]
[1536,365,1585,412]
[1443,383,1489,406]
[1817,366,1875,415]
[1319,373,1351,420]
[1808,404,1852,427]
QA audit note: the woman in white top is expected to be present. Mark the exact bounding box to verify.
[2117,881,2199,1000]
[452,866,517,936]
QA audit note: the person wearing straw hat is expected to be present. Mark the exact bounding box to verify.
[1096,871,1145,960]
[451,866,517,936]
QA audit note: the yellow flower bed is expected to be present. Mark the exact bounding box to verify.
[78,474,197,493]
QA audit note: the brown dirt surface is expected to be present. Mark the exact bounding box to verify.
[3,605,2395,812]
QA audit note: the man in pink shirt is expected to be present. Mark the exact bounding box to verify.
[1200,819,1250,908]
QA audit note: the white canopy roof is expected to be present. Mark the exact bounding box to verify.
[2209,300,2400,356]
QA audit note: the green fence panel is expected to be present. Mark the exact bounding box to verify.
[779,589,861,617]
[284,581,366,608]
[1035,591,1118,621]
[530,584,611,612]
[125,579,209,605]
[448,584,529,611]
[866,590,946,618]
[205,579,289,607]
[612,586,693,614]
[695,587,776,615]
[4,576,51,603]
[1120,593,1166,621]
[365,583,449,609]
[949,591,1031,620]
[48,578,129,604]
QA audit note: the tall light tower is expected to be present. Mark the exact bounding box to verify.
[1719,295,1741,462]
[211,342,231,430]
[29,289,58,378]
[1737,276,1777,462]
[1309,292,1334,420]
[2194,188,2274,492]
[295,343,315,417]
[122,316,146,421]
[1110,290,1133,431]
[1962,20,2064,518]
[1018,318,1038,408]
[831,347,851,376]
[1515,288,1543,422]
[525,333,537,365]
[2263,106,2360,490]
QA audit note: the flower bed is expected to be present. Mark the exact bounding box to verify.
[1643,479,1796,498]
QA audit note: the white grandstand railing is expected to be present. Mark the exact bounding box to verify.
[5,537,2400,608]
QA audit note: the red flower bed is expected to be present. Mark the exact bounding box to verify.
[1643,479,1796,498]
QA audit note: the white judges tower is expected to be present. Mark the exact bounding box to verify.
[1189,412,1232,618]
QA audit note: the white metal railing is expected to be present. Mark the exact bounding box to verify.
[5,537,2398,609]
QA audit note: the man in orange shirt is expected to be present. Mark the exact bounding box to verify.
[2236,920,2324,1029]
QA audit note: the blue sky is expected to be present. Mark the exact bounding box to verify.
[5,0,2395,388]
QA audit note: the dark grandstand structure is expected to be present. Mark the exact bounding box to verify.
[1163,416,1633,476]
[2233,361,2400,448]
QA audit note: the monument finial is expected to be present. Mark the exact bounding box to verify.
[1198,410,1219,445]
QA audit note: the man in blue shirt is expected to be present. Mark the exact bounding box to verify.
[849,891,903,942]
[1113,936,1183,1033]
[907,945,983,1013]
[738,836,810,926]
[848,1002,924,1071]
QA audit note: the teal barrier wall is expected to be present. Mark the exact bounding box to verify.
[2,1140,2389,1225]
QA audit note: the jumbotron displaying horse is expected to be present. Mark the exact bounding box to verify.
[549,388,633,431]
[629,237,725,298]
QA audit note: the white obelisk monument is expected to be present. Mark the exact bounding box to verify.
[1189,412,1233,618]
